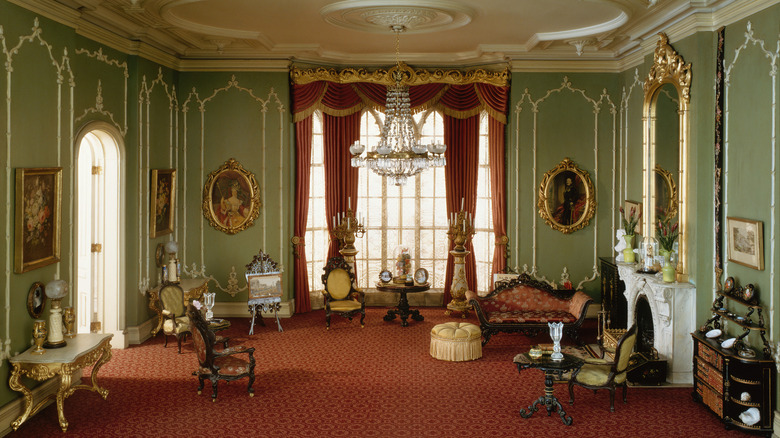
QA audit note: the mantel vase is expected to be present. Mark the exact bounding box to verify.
[660,250,675,283]
[623,235,636,264]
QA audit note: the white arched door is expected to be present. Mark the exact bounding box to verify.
[76,123,126,348]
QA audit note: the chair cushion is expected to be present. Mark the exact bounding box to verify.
[329,300,362,312]
[486,310,577,324]
[212,356,251,376]
[163,315,190,335]
[575,363,627,386]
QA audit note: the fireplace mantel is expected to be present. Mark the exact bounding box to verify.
[617,263,696,384]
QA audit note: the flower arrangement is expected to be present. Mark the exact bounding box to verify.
[656,214,679,252]
[619,206,641,236]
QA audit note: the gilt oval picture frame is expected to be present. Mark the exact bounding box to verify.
[537,158,596,234]
[202,158,261,235]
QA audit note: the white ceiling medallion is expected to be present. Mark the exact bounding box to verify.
[320,0,475,34]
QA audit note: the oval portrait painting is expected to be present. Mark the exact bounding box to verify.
[537,158,596,234]
[202,158,261,235]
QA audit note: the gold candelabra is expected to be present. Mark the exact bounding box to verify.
[446,200,475,316]
[332,197,365,289]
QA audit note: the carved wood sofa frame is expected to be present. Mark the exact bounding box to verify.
[466,274,593,346]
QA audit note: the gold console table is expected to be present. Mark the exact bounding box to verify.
[8,333,113,432]
[147,278,209,335]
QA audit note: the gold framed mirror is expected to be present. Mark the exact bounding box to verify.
[642,33,691,280]
[537,157,596,234]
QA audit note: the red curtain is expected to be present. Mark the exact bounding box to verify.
[293,116,313,313]
[442,114,479,304]
[323,112,361,259]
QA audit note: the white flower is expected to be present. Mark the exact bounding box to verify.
[192,300,202,310]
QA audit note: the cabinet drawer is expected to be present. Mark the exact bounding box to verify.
[695,357,724,390]
[697,382,724,418]
[697,342,723,370]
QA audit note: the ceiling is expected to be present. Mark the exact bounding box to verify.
[16,0,755,70]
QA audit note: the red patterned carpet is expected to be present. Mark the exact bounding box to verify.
[12,308,752,437]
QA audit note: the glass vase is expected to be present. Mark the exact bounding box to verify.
[660,250,676,283]
[622,234,635,263]
[548,322,564,361]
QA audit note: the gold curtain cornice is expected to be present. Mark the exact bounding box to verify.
[291,62,510,87]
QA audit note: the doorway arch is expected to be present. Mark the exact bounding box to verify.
[75,121,126,348]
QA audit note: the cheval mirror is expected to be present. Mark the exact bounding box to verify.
[642,33,691,281]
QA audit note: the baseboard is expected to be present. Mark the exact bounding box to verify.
[213,301,293,318]
[126,316,157,345]
[0,370,83,437]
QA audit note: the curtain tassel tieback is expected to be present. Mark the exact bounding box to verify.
[291,236,305,259]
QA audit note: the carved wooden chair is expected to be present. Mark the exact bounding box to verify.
[321,256,365,329]
[568,324,637,411]
[160,283,190,353]
[187,304,256,402]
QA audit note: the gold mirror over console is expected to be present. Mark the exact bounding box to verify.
[642,33,691,280]
[538,157,596,234]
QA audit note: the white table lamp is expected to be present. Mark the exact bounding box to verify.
[44,279,68,348]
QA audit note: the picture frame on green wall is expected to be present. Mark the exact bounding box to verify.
[14,167,62,273]
[202,158,261,235]
[537,158,596,234]
[150,169,176,238]
[727,217,764,271]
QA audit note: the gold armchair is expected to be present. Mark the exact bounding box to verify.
[160,283,190,353]
[568,324,637,411]
[321,256,365,329]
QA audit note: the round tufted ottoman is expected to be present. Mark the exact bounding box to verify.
[430,322,482,361]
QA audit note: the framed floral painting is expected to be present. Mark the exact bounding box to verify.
[15,167,62,273]
[150,169,176,238]
[202,158,261,235]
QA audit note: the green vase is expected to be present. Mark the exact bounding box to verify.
[622,234,635,263]
[660,249,675,283]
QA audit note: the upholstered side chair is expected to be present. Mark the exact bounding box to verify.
[321,256,365,329]
[188,304,256,402]
[160,283,190,353]
[568,324,637,412]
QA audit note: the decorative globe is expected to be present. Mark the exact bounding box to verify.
[164,240,179,255]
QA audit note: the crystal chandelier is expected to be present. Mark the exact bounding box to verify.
[349,25,446,186]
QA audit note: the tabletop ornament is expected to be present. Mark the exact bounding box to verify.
[548,322,564,361]
[31,320,47,355]
[164,240,180,283]
[62,306,76,338]
[203,292,216,321]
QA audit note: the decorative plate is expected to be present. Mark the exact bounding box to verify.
[721,338,736,349]
[739,348,756,358]
[743,284,755,301]
[705,329,722,339]
[379,269,392,283]
[414,268,428,284]
[723,276,735,293]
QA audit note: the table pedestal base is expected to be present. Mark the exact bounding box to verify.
[383,291,424,327]
[519,370,573,425]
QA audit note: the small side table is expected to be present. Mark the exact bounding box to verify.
[248,296,282,334]
[9,333,113,432]
[376,282,429,327]
[513,352,583,426]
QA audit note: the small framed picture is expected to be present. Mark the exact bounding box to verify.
[623,200,642,235]
[150,169,175,238]
[27,281,47,319]
[727,217,764,270]
[15,167,62,273]
[247,273,283,300]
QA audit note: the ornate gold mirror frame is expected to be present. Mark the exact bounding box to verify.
[643,33,691,281]
[537,157,596,234]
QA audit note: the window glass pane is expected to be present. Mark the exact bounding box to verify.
[419,198,434,227]
[420,229,434,259]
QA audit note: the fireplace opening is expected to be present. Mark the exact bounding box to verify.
[635,295,654,353]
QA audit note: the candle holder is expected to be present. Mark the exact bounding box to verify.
[446,202,475,316]
[32,320,47,355]
[332,197,365,289]
[62,307,76,338]
[44,279,68,348]
[549,322,564,361]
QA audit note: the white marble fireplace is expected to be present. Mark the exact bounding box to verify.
[617,263,696,384]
